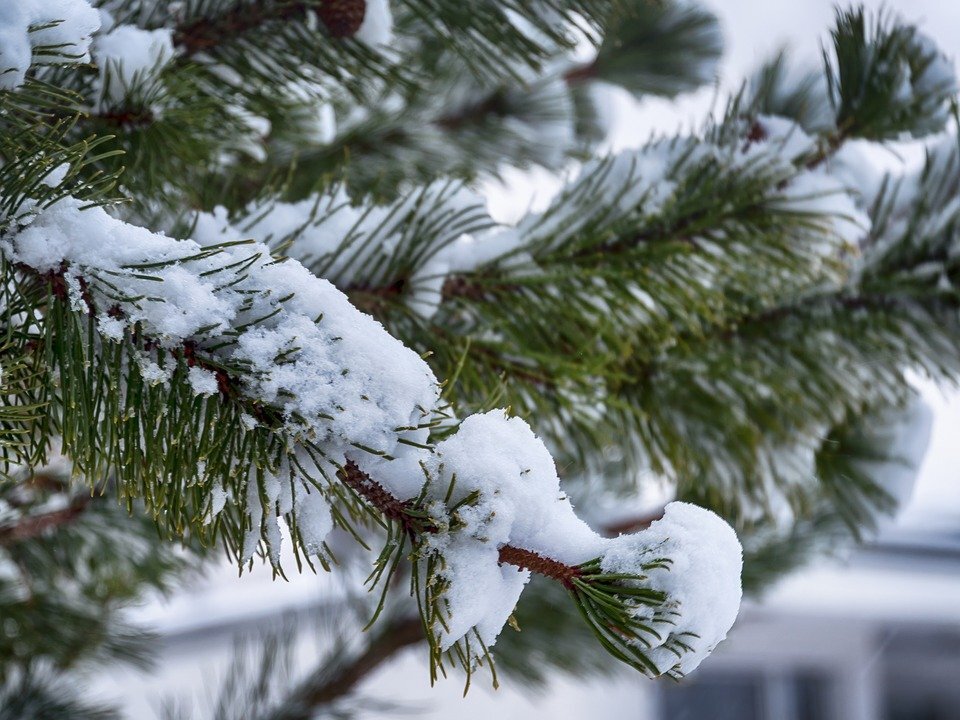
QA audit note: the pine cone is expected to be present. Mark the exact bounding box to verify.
[318,0,367,38]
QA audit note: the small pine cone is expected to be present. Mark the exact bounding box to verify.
[318,0,366,38]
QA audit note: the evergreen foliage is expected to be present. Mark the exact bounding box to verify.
[1,1,958,717]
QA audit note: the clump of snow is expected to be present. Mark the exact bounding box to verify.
[277,78,338,145]
[3,196,439,457]
[355,0,393,47]
[912,32,958,98]
[601,502,743,675]
[218,104,273,164]
[309,100,337,144]
[42,163,71,188]
[136,357,172,385]
[430,535,530,650]
[901,30,958,136]
[419,411,742,668]
[0,0,100,89]
[772,167,869,251]
[241,460,334,565]
[187,366,219,396]
[857,393,933,528]
[208,483,228,520]
[91,24,175,106]
[294,480,334,555]
[431,411,605,565]
[423,411,604,649]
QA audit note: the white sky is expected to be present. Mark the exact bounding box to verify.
[611,0,960,144]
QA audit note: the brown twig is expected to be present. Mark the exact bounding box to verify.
[497,545,582,588]
[174,3,313,56]
[264,613,423,720]
[338,460,421,537]
[0,495,92,545]
[338,460,584,585]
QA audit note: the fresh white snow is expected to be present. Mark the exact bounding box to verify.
[0,0,100,89]
[91,23,176,106]
[602,502,744,675]
[419,411,743,668]
[355,0,394,47]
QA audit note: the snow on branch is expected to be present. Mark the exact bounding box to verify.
[384,411,741,679]
[0,0,101,90]
[1,192,438,564]
[1,191,742,680]
[3,195,440,454]
[205,113,868,327]
[91,19,176,108]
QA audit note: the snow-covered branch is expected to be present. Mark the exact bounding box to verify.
[1,191,742,679]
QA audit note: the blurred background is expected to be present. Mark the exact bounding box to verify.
[84,1,960,718]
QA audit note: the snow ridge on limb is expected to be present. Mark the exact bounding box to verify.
[2,194,439,565]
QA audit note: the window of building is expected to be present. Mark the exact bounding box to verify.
[658,670,833,720]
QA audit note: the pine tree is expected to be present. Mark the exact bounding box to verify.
[0,1,957,716]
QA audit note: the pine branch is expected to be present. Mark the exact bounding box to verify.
[824,6,956,141]
[0,494,91,545]
[173,3,315,56]
[7,1,957,696]
[339,460,584,586]
[0,189,740,682]
[617,288,958,522]
[0,483,194,673]
[0,670,119,720]
[263,613,423,720]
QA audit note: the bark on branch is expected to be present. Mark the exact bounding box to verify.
[0,495,91,545]
[338,459,584,584]
[263,613,424,720]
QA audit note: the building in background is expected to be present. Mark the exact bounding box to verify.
[659,527,960,720]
